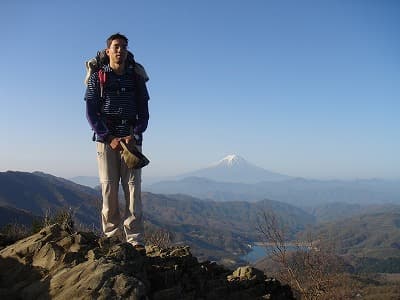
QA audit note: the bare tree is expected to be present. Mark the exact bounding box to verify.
[257,211,354,300]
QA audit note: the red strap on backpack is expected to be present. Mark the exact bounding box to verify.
[98,67,137,99]
[98,69,106,98]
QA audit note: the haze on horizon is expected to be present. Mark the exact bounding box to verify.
[1,1,399,181]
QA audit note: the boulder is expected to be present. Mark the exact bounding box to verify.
[0,224,294,299]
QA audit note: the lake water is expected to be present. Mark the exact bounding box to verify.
[241,245,305,263]
[241,245,272,263]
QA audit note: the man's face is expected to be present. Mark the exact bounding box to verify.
[106,38,128,65]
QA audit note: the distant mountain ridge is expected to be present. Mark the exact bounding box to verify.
[146,154,400,206]
[0,206,40,228]
[0,170,314,265]
[302,205,400,273]
[3,170,400,272]
[143,192,315,264]
[146,176,400,206]
[144,192,315,238]
[0,171,101,227]
[179,154,291,183]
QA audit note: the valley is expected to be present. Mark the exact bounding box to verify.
[1,167,400,298]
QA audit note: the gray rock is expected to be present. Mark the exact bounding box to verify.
[0,224,294,299]
[228,265,265,282]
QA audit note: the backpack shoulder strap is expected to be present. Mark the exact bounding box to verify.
[98,69,106,98]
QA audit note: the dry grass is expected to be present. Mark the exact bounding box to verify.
[145,226,174,249]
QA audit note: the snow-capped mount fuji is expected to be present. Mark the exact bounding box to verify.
[178,154,291,183]
[214,154,247,167]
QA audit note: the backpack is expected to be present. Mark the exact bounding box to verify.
[85,50,150,142]
[84,49,149,88]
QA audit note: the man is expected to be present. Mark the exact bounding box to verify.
[85,33,149,253]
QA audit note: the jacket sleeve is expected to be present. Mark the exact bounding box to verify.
[133,77,150,135]
[84,73,110,142]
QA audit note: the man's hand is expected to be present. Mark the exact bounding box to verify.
[109,135,132,151]
[109,137,122,151]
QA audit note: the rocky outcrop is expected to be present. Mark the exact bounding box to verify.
[0,224,294,299]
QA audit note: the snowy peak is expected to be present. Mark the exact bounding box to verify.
[217,154,248,167]
[179,154,291,183]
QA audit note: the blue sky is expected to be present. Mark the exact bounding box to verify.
[1,0,399,180]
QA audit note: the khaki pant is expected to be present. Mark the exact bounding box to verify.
[96,141,144,246]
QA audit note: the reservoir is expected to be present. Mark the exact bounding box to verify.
[241,244,308,263]
[241,245,272,263]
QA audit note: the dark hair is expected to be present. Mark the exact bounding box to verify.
[106,33,128,48]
